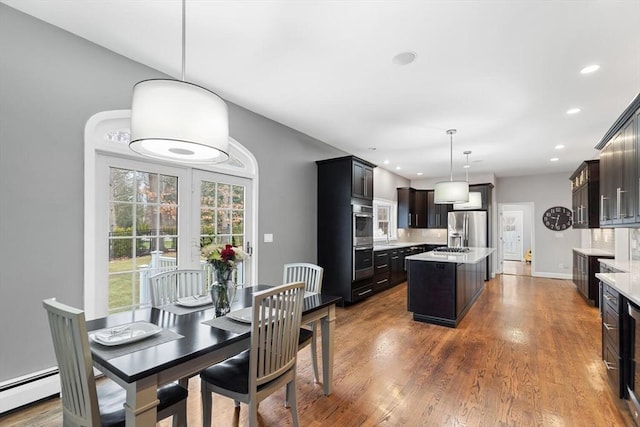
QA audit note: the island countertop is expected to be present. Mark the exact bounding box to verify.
[405,247,495,264]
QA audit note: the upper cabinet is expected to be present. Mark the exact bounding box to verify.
[452,184,493,211]
[569,160,600,228]
[427,190,450,228]
[352,159,374,200]
[397,188,428,228]
[597,93,640,227]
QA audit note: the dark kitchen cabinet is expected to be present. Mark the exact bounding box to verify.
[389,248,406,285]
[572,250,612,307]
[598,94,639,227]
[601,282,624,398]
[570,160,600,228]
[317,156,376,304]
[407,260,484,328]
[352,160,374,201]
[373,250,391,292]
[427,190,450,228]
[452,184,493,211]
[397,188,428,228]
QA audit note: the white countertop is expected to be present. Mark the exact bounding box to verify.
[597,258,640,273]
[405,247,495,264]
[373,241,446,251]
[572,247,615,257]
[596,271,640,307]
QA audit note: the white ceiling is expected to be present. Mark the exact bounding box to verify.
[3,0,640,180]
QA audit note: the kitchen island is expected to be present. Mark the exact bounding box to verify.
[406,247,495,328]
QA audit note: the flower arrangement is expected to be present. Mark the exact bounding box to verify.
[201,243,244,282]
[201,243,245,316]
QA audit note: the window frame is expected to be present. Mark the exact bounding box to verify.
[84,110,258,319]
[373,198,397,242]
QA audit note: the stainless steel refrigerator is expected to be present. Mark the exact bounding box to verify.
[448,210,490,280]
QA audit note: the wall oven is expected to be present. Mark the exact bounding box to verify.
[353,204,374,247]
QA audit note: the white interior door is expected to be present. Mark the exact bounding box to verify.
[502,210,524,261]
[192,170,253,285]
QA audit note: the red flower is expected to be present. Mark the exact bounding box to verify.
[220,244,235,261]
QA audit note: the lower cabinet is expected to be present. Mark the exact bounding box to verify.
[573,250,613,306]
[407,260,484,328]
[373,250,391,292]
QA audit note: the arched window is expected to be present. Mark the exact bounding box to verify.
[84,110,258,319]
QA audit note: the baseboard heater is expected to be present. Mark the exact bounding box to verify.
[0,367,60,415]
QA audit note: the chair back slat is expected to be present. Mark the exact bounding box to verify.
[149,269,205,307]
[250,282,305,387]
[283,263,324,294]
[43,298,101,427]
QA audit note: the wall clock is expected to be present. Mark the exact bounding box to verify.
[543,206,573,231]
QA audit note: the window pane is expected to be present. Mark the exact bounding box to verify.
[159,175,178,204]
[137,171,157,203]
[110,168,134,202]
[217,183,232,208]
[232,185,245,209]
[217,209,231,235]
[232,210,244,234]
[201,181,216,207]
[110,203,133,230]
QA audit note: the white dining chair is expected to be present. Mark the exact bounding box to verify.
[200,281,306,427]
[149,269,205,307]
[42,298,188,427]
[283,262,324,383]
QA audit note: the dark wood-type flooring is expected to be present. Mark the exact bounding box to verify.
[1,274,634,426]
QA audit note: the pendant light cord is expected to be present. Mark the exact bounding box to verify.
[449,132,453,182]
[181,0,186,82]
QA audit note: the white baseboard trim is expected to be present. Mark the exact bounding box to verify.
[0,368,60,414]
[532,272,572,280]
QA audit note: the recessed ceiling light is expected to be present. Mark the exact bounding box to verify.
[395,166,401,170]
[566,108,581,115]
[417,172,423,176]
[580,64,600,74]
[368,147,377,151]
[555,144,565,150]
[383,160,390,165]
[550,157,559,162]
[392,51,417,66]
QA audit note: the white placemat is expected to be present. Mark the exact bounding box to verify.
[90,329,183,360]
[160,302,212,315]
[201,316,251,334]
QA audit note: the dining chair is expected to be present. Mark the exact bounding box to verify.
[200,281,306,427]
[283,262,324,383]
[149,269,205,307]
[42,298,188,427]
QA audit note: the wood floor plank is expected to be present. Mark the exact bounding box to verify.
[0,274,635,426]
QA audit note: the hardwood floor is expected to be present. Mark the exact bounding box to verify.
[1,275,634,426]
[502,260,531,276]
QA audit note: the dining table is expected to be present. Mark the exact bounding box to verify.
[86,285,341,427]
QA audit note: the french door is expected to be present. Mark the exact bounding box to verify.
[502,210,524,261]
[93,156,253,317]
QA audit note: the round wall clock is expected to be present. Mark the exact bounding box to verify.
[543,206,573,231]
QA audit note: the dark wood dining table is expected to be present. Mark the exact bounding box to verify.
[87,285,341,427]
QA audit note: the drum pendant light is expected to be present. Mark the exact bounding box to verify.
[129,0,229,164]
[434,129,469,204]
[453,150,482,209]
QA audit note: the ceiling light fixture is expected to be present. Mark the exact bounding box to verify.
[566,108,581,115]
[550,157,559,162]
[453,150,480,209]
[580,64,600,74]
[555,144,565,150]
[434,129,469,204]
[129,0,229,164]
[383,160,390,165]
[417,172,423,176]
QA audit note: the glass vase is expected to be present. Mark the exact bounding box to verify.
[210,269,237,317]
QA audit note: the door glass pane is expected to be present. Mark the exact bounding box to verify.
[108,167,178,313]
[200,179,247,285]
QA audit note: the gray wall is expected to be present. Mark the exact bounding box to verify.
[496,173,579,277]
[0,4,343,382]
[374,167,410,201]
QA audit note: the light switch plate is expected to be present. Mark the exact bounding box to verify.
[264,233,273,243]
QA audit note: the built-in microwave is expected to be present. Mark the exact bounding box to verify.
[353,204,373,247]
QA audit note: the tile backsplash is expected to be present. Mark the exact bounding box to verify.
[631,229,640,260]
[590,228,615,252]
